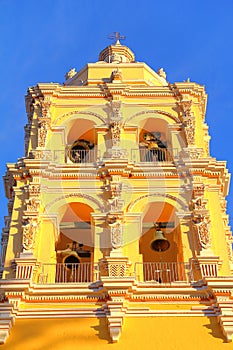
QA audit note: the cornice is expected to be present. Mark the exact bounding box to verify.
[26,82,207,103]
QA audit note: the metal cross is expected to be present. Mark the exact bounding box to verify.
[108,32,126,44]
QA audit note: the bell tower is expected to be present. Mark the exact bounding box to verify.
[0,37,233,348]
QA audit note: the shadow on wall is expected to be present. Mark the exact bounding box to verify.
[91,317,112,343]
[204,317,228,343]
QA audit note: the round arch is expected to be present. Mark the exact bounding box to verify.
[127,193,188,213]
[124,110,180,126]
[45,193,104,214]
[53,110,106,126]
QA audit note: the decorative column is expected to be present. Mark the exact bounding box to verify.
[106,175,125,258]
[14,183,41,280]
[191,183,221,278]
[179,99,203,159]
[38,97,51,149]
[108,100,127,159]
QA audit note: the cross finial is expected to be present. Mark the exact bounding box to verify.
[108,31,126,44]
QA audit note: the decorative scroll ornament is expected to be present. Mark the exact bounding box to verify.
[22,218,39,250]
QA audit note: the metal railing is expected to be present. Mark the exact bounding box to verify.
[35,263,99,284]
[29,147,179,164]
[13,261,210,285]
[134,262,194,284]
[66,149,96,163]
[131,148,178,163]
[29,149,98,164]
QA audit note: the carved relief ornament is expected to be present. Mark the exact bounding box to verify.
[28,184,41,198]
[110,221,123,249]
[109,100,122,122]
[110,121,122,147]
[192,182,211,249]
[184,117,195,145]
[179,100,195,146]
[26,197,40,212]
[22,218,39,250]
[38,119,50,148]
[40,98,51,118]
[193,216,211,249]
[180,100,192,117]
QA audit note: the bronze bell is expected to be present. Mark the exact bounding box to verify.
[62,250,80,268]
[150,228,170,252]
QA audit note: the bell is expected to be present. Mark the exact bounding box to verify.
[63,251,80,270]
[150,229,170,252]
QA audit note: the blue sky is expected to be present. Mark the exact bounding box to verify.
[0,0,233,229]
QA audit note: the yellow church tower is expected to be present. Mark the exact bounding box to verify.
[1,35,233,349]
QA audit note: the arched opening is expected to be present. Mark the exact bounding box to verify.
[139,201,184,283]
[56,202,94,282]
[66,118,97,163]
[138,118,174,162]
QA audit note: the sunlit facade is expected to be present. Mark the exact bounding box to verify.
[0,39,233,348]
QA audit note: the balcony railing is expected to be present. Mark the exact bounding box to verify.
[134,262,194,284]
[34,263,99,284]
[29,147,179,164]
[31,261,196,285]
[131,148,178,163]
[29,149,98,164]
[12,260,221,285]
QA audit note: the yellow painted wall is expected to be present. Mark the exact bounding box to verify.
[1,317,231,350]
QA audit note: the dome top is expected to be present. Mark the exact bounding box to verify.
[98,33,135,63]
